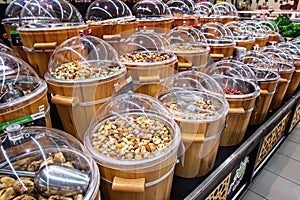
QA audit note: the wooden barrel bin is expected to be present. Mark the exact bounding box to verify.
[120,52,178,97]
[221,79,260,146]
[84,108,181,200]
[285,61,300,99]
[249,70,280,125]
[45,64,126,142]
[17,24,87,78]
[254,35,269,48]
[235,39,255,51]
[207,39,235,59]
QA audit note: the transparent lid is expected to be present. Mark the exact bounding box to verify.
[242,21,269,38]
[201,22,235,45]
[118,28,177,64]
[237,51,280,81]
[258,20,279,35]
[165,25,210,53]
[19,0,84,27]
[85,0,135,23]
[84,92,181,169]
[167,0,196,16]
[132,0,173,20]
[194,1,214,16]
[212,2,238,17]
[205,60,260,98]
[0,43,21,58]
[277,42,300,61]
[45,35,126,83]
[260,46,295,72]
[225,21,254,41]
[0,52,47,109]
[0,126,99,200]
[156,70,229,122]
[3,0,26,20]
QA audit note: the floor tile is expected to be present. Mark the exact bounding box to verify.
[241,189,267,200]
[277,140,300,162]
[288,123,300,143]
[250,169,300,200]
[264,153,300,186]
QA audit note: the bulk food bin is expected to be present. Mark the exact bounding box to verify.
[167,0,198,27]
[212,2,239,24]
[118,29,178,97]
[45,35,126,141]
[85,0,137,41]
[1,0,29,62]
[132,0,174,33]
[156,71,229,178]
[206,60,260,146]
[0,52,51,128]
[243,21,269,48]
[237,51,280,125]
[225,21,255,51]
[258,20,282,44]
[194,1,215,24]
[0,125,100,200]
[277,42,300,98]
[200,22,236,59]
[84,92,181,200]
[261,46,295,110]
[165,25,210,72]
[17,0,87,78]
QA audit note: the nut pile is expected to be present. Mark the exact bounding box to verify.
[0,152,84,200]
[91,115,173,160]
[50,61,121,80]
[171,45,206,51]
[224,87,245,95]
[119,52,172,63]
[164,99,217,113]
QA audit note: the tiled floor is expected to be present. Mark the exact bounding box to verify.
[241,123,300,200]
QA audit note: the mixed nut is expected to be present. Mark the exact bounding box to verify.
[119,52,172,63]
[223,87,246,95]
[0,152,84,200]
[170,45,207,52]
[91,115,173,160]
[50,61,121,80]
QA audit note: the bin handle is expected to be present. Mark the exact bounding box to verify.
[178,62,192,68]
[260,89,269,95]
[296,69,300,73]
[51,94,78,106]
[34,42,57,50]
[279,78,288,83]
[181,133,204,142]
[103,34,121,41]
[112,177,145,193]
[3,33,8,39]
[139,75,160,82]
[210,53,224,58]
[229,107,245,114]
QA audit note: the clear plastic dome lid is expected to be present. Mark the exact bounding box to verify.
[132,0,173,20]
[165,25,210,53]
[84,92,181,168]
[258,20,279,35]
[212,2,238,17]
[0,43,21,58]
[194,1,214,16]
[242,21,269,38]
[225,21,254,41]
[205,60,260,98]
[119,28,177,64]
[167,0,196,15]
[2,0,26,26]
[0,126,99,200]
[277,42,300,61]
[0,52,47,109]
[85,0,135,23]
[156,71,229,122]
[201,22,235,45]
[19,0,84,27]
[46,35,126,83]
[261,46,295,72]
[237,51,280,81]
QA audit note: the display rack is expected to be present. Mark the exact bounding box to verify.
[170,89,300,200]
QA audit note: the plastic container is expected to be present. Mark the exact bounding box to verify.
[225,21,255,51]
[261,46,295,110]
[17,0,87,78]
[132,0,174,33]
[258,20,282,44]
[119,29,178,97]
[0,52,51,129]
[165,25,210,72]
[201,22,236,59]
[167,0,198,27]
[45,35,126,141]
[1,0,29,61]
[213,2,239,24]
[277,42,300,98]
[86,0,137,41]
[206,60,260,146]
[0,125,100,200]
[84,92,181,200]
[237,51,280,125]
[243,21,269,48]
[0,43,21,58]
[156,71,229,177]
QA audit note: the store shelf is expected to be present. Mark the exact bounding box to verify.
[170,90,300,200]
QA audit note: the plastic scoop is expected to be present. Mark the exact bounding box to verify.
[0,164,90,196]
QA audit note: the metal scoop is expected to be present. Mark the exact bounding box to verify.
[0,164,90,196]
